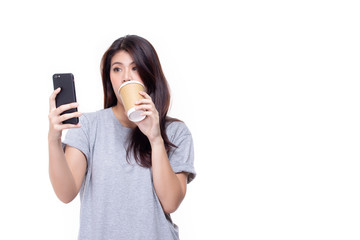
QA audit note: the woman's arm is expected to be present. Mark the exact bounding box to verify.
[49,141,87,203]
[48,88,87,203]
[135,91,188,214]
[150,138,188,214]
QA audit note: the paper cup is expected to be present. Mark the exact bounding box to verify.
[118,80,146,122]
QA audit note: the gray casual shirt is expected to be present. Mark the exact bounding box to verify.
[63,108,196,240]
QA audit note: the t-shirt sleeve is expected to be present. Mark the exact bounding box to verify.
[168,122,196,183]
[62,115,91,161]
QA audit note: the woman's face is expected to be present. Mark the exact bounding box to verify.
[110,50,144,101]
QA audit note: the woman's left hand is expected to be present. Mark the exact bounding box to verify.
[135,91,162,143]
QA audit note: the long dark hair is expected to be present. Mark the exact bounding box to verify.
[101,35,178,168]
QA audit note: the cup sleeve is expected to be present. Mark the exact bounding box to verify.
[168,124,196,184]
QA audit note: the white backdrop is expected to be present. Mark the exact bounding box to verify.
[0,0,359,239]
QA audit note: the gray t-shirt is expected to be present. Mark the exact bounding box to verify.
[63,108,196,240]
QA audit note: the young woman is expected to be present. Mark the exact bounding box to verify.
[48,35,196,239]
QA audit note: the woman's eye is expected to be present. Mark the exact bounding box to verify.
[113,67,121,72]
[132,67,137,71]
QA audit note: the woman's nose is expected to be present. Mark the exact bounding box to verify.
[123,69,131,82]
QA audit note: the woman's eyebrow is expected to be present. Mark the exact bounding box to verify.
[111,61,135,66]
[111,62,123,66]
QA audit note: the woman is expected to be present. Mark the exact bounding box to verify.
[48,35,196,239]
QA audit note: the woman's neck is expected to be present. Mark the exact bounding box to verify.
[112,104,137,129]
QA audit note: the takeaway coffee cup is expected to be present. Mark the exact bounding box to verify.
[118,80,146,122]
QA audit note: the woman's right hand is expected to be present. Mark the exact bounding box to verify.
[48,87,82,141]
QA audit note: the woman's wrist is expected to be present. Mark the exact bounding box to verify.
[48,133,62,145]
[150,136,164,148]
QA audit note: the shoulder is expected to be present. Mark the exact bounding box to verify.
[79,108,108,127]
[166,119,192,142]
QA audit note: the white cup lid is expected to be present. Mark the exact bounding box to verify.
[127,107,146,122]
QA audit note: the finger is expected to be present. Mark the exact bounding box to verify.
[140,110,154,116]
[139,91,152,100]
[59,111,82,123]
[135,104,152,112]
[57,123,82,131]
[48,102,79,125]
[49,87,61,111]
[55,102,79,115]
[135,98,152,105]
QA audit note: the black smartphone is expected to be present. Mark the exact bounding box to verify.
[52,73,79,124]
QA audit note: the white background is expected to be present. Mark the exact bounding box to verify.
[0,0,359,239]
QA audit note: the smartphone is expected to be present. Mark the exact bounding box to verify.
[52,73,79,124]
